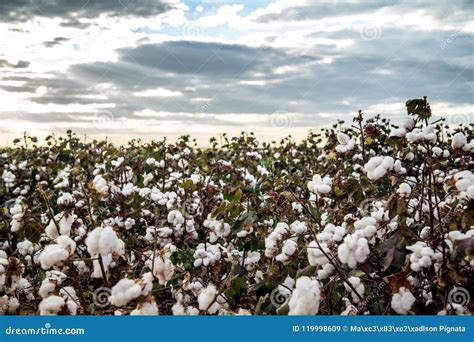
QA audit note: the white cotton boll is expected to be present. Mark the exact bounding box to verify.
[337,132,350,145]
[451,132,467,149]
[131,299,159,315]
[338,234,370,268]
[9,204,23,233]
[193,243,222,267]
[17,239,34,255]
[382,156,394,170]
[288,277,321,315]
[463,140,474,152]
[92,175,109,195]
[39,295,65,315]
[344,277,365,303]
[198,284,225,314]
[143,172,153,186]
[109,279,143,307]
[53,214,76,236]
[406,241,434,271]
[39,278,58,298]
[308,174,332,194]
[112,157,124,168]
[85,226,123,256]
[290,220,307,235]
[391,287,415,315]
[281,239,297,257]
[122,183,135,196]
[307,241,330,266]
[317,263,334,280]
[397,183,412,196]
[38,236,76,270]
[57,193,73,205]
[432,147,443,157]
[168,210,184,226]
[147,253,175,285]
[402,117,415,130]
[335,132,356,153]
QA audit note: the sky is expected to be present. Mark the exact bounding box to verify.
[0,0,472,145]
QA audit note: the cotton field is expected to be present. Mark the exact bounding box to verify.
[0,98,472,316]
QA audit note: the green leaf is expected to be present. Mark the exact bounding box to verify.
[23,219,43,244]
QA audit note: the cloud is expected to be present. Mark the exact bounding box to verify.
[0,0,472,144]
[0,0,179,23]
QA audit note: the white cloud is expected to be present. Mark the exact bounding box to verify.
[133,88,183,97]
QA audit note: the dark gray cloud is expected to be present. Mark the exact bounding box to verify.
[0,0,472,138]
[42,37,70,48]
[254,0,472,24]
[0,59,30,68]
[0,0,175,24]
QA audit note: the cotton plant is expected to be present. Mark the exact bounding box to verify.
[0,98,472,315]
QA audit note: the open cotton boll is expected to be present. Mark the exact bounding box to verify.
[406,241,436,271]
[204,217,231,242]
[85,226,124,256]
[45,213,74,239]
[288,277,321,315]
[397,183,412,196]
[344,277,365,303]
[307,241,330,266]
[307,174,332,194]
[130,298,159,315]
[109,278,143,307]
[146,252,175,285]
[172,302,200,315]
[353,217,378,239]
[122,183,135,196]
[9,204,23,232]
[451,132,467,149]
[290,220,307,235]
[92,175,109,195]
[168,210,184,226]
[335,132,356,153]
[39,295,65,315]
[275,239,297,263]
[264,222,290,258]
[38,236,76,270]
[198,284,226,314]
[193,243,222,267]
[391,287,415,315]
[364,156,400,180]
[337,234,370,268]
